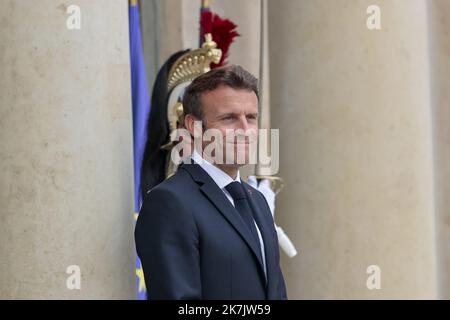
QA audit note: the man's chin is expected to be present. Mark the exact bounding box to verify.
[224,156,250,167]
[217,162,248,169]
[210,154,249,166]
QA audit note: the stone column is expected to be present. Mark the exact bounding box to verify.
[269,0,438,298]
[0,0,135,299]
[428,0,450,300]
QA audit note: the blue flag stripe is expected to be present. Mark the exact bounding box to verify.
[129,1,149,300]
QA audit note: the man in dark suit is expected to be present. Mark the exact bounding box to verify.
[135,65,287,299]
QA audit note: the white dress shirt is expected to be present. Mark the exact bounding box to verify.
[190,150,267,277]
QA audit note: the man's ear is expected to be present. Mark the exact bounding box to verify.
[184,114,196,136]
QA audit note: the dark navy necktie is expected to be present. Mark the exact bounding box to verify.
[225,182,262,256]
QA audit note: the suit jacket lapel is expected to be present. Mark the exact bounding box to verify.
[180,162,266,279]
[242,181,278,299]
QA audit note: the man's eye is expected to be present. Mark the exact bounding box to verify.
[222,116,233,120]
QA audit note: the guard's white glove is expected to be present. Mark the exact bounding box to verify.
[275,226,298,258]
[247,176,275,216]
[247,176,298,258]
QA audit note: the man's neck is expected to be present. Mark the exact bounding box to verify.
[193,150,239,180]
[214,163,239,180]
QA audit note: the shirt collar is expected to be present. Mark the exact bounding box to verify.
[191,149,241,189]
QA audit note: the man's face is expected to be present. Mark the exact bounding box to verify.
[200,85,259,167]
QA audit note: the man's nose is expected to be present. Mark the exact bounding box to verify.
[237,115,249,131]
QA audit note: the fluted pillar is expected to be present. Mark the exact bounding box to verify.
[0,0,135,299]
[428,0,450,300]
[269,0,437,299]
